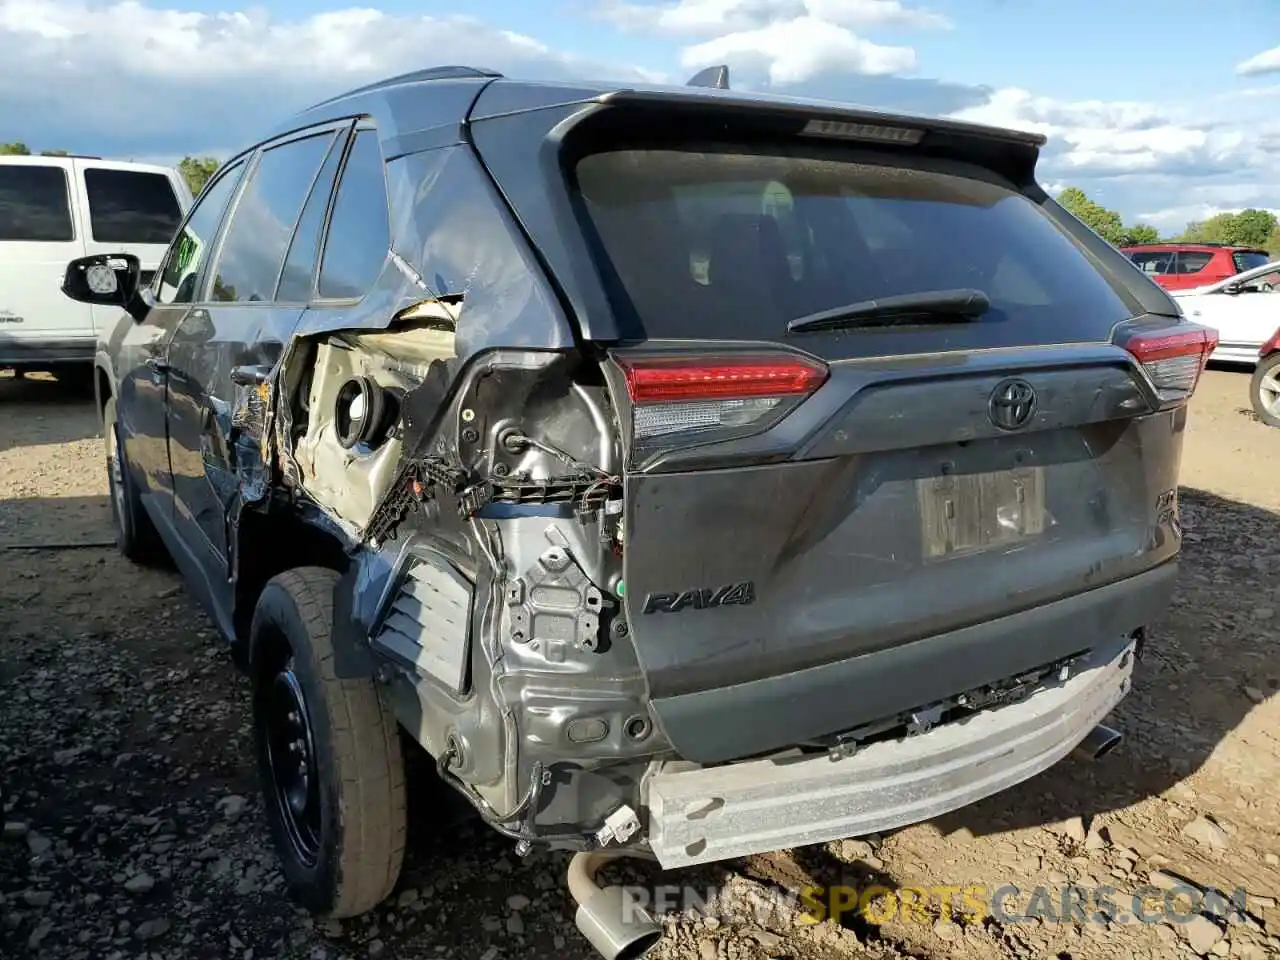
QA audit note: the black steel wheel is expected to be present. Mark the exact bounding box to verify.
[250,567,406,918]
[262,657,322,866]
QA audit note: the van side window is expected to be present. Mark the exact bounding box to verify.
[317,131,390,300]
[0,165,74,242]
[83,169,182,244]
[155,162,245,306]
[275,135,345,303]
[210,133,336,303]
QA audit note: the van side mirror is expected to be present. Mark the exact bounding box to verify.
[62,253,142,308]
[1223,281,1242,296]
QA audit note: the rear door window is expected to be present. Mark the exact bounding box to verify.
[210,132,336,303]
[83,168,182,244]
[573,144,1132,343]
[1128,251,1174,275]
[0,164,74,241]
[1174,252,1215,275]
[275,136,344,303]
[316,130,390,300]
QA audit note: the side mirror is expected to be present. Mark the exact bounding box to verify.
[1223,282,1242,296]
[62,253,142,307]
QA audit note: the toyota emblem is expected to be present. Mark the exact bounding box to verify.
[988,378,1037,430]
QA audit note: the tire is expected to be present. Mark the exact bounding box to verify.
[103,396,169,565]
[1251,352,1280,428]
[54,364,95,398]
[250,567,407,918]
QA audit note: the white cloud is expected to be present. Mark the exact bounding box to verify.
[0,0,655,155]
[950,87,1266,179]
[602,0,949,34]
[1237,45,1280,76]
[944,86,1280,228]
[601,0,943,84]
[682,16,915,82]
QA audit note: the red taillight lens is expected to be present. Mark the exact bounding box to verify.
[616,353,829,451]
[1121,323,1218,403]
[620,355,828,402]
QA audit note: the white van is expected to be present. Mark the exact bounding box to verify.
[0,155,192,379]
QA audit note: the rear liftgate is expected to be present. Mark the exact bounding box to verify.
[603,321,1213,862]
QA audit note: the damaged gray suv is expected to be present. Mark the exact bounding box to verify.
[64,64,1213,959]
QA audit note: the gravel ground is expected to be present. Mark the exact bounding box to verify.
[1,367,1278,960]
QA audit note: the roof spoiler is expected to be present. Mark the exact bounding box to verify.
[686,65,730,90]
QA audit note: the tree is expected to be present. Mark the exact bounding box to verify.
[1122,224,1159,245]
[1224,209,1276,248]
[178,156,219,196]
[0,141,31,155]
[1057,187,1128,246]
[1180,209,1279,248]
[1267,226,1280,259]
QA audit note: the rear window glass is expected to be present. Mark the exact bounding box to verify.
[0,165,73,241]
[84,168,182,244]
[1129,251,1173,275]
[1234,251,1271,272]
[573,145,1131,341]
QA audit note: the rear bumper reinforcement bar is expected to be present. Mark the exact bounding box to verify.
[644,634,1136,869]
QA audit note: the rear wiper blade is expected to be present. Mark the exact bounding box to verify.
[786,288,991,334]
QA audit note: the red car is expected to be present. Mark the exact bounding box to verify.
[1121,242,1271,292]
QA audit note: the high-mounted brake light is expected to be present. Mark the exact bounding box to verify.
[801,119,924,145]
[616,353,829,451]
[1121,323,1218,403]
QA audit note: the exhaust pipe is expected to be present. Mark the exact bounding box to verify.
[1073,724,1123,761]
[568,851,663,960]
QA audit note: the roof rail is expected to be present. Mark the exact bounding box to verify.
[686,65,730,90]
[301,65,504,113]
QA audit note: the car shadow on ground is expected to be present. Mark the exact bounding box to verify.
[394,488,1279,944]
[0,493,114,550]
[1,484,1274,954]
[0,371,99,453]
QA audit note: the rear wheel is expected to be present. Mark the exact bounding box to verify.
[103,396,168,565]
[1251,352,1280,428]
[250,567,407,918]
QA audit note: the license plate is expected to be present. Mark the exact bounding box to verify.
[918,466,1047,560]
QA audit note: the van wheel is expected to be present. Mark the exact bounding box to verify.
[54,364,95,397]
[250,567,407,918]
[1251,353,1280,428]
[103,396,168,565]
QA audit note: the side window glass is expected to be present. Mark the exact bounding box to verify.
[275,136,345,303]
[83,168,182,244]
[1177,252,1214,275]
[156,162,245,305]
[210,133,336,303]
[0,164,74,241]
[317,131,390,299]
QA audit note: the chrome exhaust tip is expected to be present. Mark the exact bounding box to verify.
[568,851,663,960]
[1073,723,1123,762]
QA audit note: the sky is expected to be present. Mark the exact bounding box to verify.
[1,0,1278,234]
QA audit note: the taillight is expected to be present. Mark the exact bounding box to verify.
[1119,322,1218,403]
[615,352,829,455]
